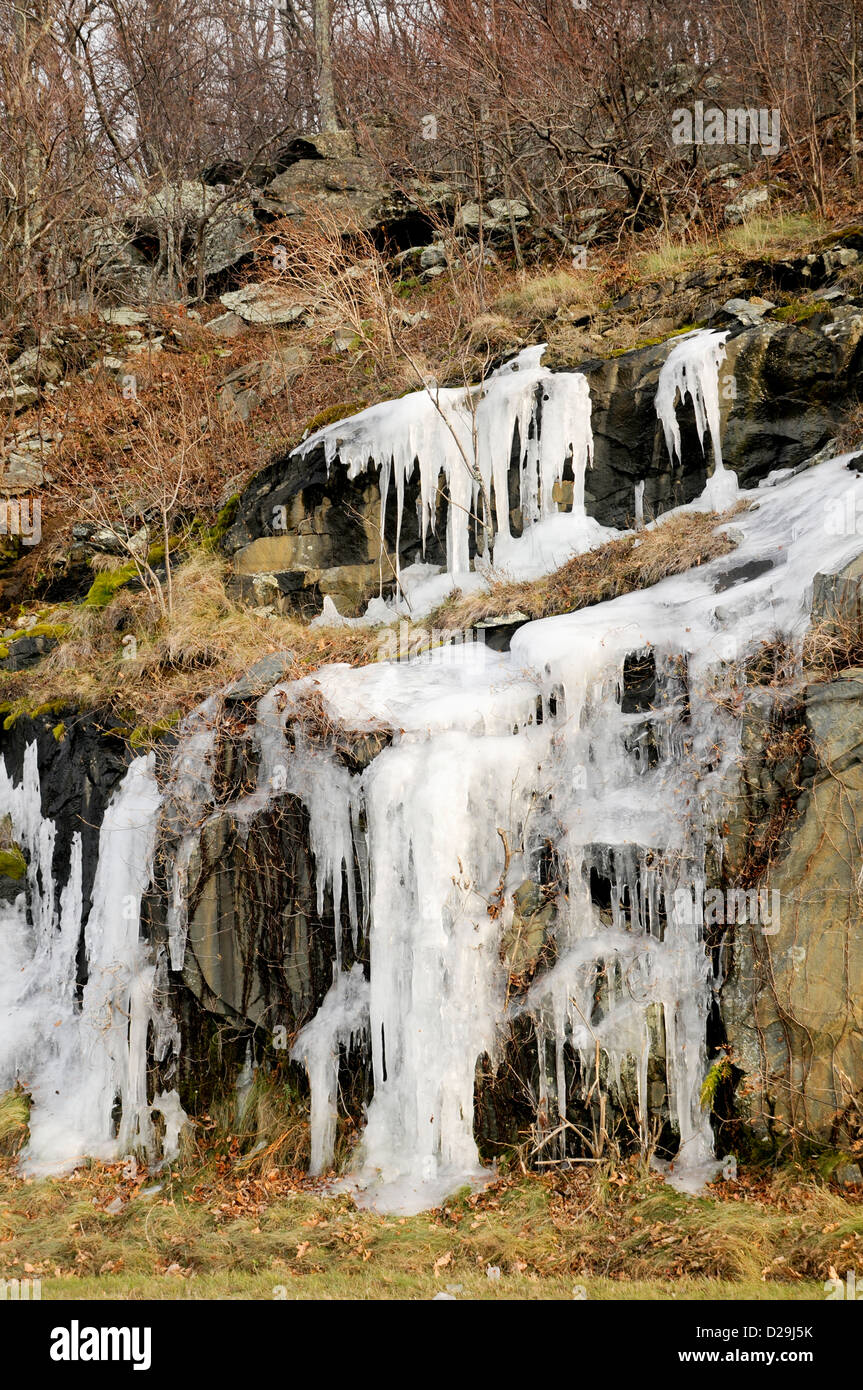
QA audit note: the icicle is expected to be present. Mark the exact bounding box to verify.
[162,695,219,970]
[0,751,185,1174]
[235,1042,255,1125]
[293,348,596,580]
[634,479,645,529]
[291,963,369,1175]
[153,418,863,1210]
[655,329,738,509]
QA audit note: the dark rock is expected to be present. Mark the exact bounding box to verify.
[0,711,130,949]
[224,305,863,615]
[0,633,59,671]
[224,652,295,701]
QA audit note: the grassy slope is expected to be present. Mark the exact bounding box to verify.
[0,1161,858,1301]
[2,207,860,730]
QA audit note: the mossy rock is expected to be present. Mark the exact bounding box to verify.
[303,400,368,435]
[83,544,170,608]
[197,495,240,551]
[84,563,138,607]
[0,844,26,880]
[607,322,705,358]
[772,300,821,324]
[129,712,181,748]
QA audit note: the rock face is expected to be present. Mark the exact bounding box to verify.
[0,712,129,934]
[178,795,344,1032]
[723,555,863,1146]
[85,139,454,301]
[226,295,863,616]
[260,155,452,245]
[226,437,447,616]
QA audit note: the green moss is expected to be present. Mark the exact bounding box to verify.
[2,700,27,730]
[817,225,863,248]
[607,322,705,358]
[772,300,820,324]
[196,495,240,552]
[700,1055,733,1111]
[129,712,181,748]
[0,697,69,729]
[23,622,67,641]
[52,722,66,742]
[31,700,67,717]
[83,563,137,608]
[83,543,171,608]
[304,400,368,435]
[0,844,26,880]
[395,275,423,296]
[0,621,68,660]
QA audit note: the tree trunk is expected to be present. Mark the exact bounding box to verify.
[314,0,339,133]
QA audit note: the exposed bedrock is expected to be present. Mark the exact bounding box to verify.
[225,304,863,617]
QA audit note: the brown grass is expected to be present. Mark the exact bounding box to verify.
[0,1149,859,1299]
[432,507,740,632]
[0,506,744,731]
[0,550,390,729]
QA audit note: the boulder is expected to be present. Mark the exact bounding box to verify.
[456,201,528,238]
[724,185,769,224]
[9,342,64,386]
[0,383,38,414]
[715,296,775,326]
[219,283,308,326]
[207,311,246,338]
[217,346,311,420]
[223,652,295,702]
[723,552,863,1143]
[259,154,453,241]
[128,181,256,279]
[0,452,45,490]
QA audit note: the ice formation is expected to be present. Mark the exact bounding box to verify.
[291,963,369,1175]
[281,330,863,1210]
[655,328,738,510]
[283,449,863,1209]
[0,751,184,1173]
[5,330,863,1211]
[293,346,602,595]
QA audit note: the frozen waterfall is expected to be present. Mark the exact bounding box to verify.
[293,346,602,595]
[0,752,184,1173]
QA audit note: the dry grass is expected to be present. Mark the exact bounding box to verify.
[0,1150,857,1299]
[724,211,829,256]
[493,267,604,322]
[432,508,739,632]
[802,610,863,682]
[0,506,743,728]
[634,212,829,285]
[0,550,390,729]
